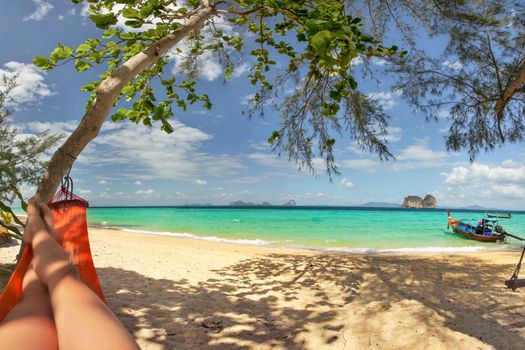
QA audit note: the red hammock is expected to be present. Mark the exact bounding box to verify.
[0,187,106,321]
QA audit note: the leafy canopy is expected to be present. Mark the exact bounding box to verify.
[0,76,62,239]
[33,0,401,175]
[346,0,525,159]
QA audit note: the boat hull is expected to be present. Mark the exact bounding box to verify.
[447,212,505,243]
[452,226,505,242]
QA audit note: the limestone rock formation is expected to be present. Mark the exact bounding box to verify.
[402,196,423,208]
[402,194,437,208]
[422,194,437,208]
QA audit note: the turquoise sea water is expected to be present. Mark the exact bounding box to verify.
[86,207,525,253]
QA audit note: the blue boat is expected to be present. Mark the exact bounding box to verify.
[447,211,506,242]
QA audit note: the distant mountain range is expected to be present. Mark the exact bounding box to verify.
[358,203,506,211]
[228,200,297,207]
[457,205,488,210]
[359,202,399,208]
[179,202,510,211]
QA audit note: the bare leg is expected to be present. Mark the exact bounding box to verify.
[0,263,58,350]
[29,199,139,350]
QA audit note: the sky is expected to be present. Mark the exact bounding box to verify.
[1,0,525,209]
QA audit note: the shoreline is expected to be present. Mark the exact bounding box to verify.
[90,223,522,256]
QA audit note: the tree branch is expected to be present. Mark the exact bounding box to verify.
[216,7,263,17]
[36,6,214,201]
[494,60,525,126]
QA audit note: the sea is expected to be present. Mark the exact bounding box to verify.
[85,207,525,254]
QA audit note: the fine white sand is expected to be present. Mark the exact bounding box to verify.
[2,227,525,349]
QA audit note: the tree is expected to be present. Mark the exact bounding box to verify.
[31,0,401,201]
[0,75,62,239]
[345,0,525,159]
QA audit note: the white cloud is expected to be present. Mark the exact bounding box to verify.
[241,93,255,106]
[439,160,525,207]
[342,139,451,173]
[19,120,77,136]
[442,60,463,70]
[136,189,156,195]
[367,90,402,110]
[436,110,450,119]
[58,15,65,21]
[0,62,53,107]
[232,63,249,78]
[371,57,388,66]
[92,122,245,179]
[80,3,90,17]
[134,181,142,185]
[397,139,448,163]
[170,16,237,82]
[248,142,270,151]
[340,158,379,172]
[98,180,109,185]
[20,119,247,183]
[192,179,207,185]
[442,161,525,186]
[23,0,54,21]
[384,126,403,143]
[340,178,354,189]
[351,56,363,66]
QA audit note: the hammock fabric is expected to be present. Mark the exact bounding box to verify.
[0,187,106,321]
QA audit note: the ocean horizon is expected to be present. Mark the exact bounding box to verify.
[85,206,525,254]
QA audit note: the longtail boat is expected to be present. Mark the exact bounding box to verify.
[486,212,512,219]
[447,210,506,243]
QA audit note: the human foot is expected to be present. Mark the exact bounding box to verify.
[24,197,76,288]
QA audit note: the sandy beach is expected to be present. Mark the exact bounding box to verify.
[2,228,525,349]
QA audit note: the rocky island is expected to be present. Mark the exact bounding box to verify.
[228,200,297,207]
[401,194,437,208]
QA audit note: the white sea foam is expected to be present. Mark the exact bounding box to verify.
[104,227,504,254]
[317,246,492,254]
[119,228,274,246]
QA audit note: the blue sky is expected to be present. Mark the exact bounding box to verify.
[2,0,525,209]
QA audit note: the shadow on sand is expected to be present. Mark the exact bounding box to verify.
[93,253,525,349]
[1,253,525,349]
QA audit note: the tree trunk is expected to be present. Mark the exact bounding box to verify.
[494,61,525,123]
[14,6,214,260]
[36,6,214,202]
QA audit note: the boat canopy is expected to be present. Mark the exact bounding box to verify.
[460,218,498,226]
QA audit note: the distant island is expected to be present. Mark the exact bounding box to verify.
[457,205,488,210]
[402,194,437,208]
[228,200,297,207]
[359,202,399,208]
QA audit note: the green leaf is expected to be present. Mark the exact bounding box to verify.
[268,130,281,144]
[76,43,92,53]
[186,0,200,8]
[111,108,128,121]
[122,8,142,19]
[50,44,74,62]
[102,29,119,39]
[89,12,118,29]
[310,30,331,51]
[224,66,234,79]
[75,60,92,72]
[161,121,174,133]
[33,56,53,70]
